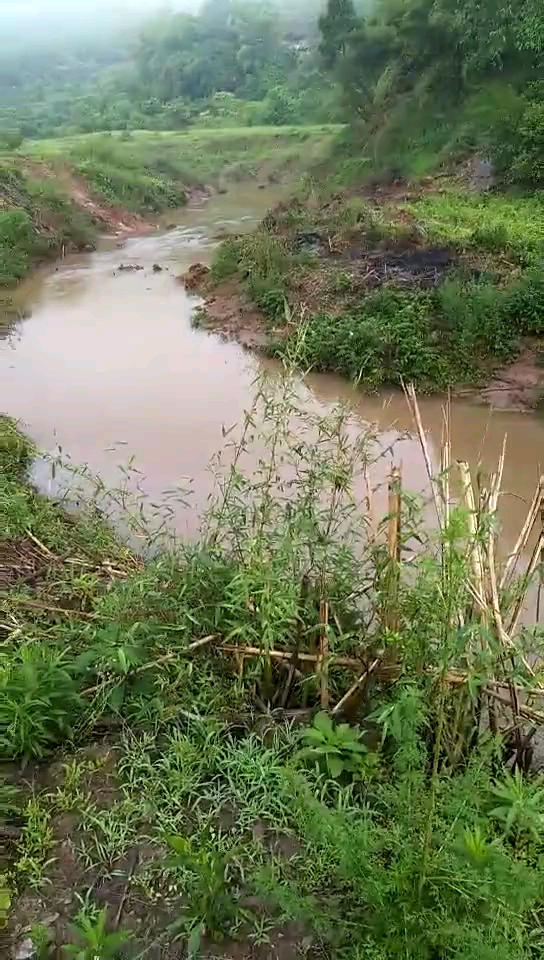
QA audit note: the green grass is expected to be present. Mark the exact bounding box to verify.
[403,192,544,261]
[0,125,338,285]
[26,126,341,191]
[3,370,544,957]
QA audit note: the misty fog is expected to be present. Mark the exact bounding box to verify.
[0,1,202,43]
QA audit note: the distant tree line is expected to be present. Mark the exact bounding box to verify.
[0,0,340,139]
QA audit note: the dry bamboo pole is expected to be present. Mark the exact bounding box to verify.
[384,466,401,633]
[404,384,443,530]
[440,399,451,530]
[484,686,544,725]
[218,645,372,670]
[458,461,486,611]
[332,658,380,716]
[537,498,544,623]
[507,532,544,637]
[500,476,544,593]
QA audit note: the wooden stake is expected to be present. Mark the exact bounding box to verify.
[318,599,329,708]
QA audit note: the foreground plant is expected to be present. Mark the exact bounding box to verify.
[297,711,369,779]
[63,905,130,960]
[489,770,544,840]
[167,831,241,954]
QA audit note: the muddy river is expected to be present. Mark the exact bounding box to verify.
[2,184,544,547]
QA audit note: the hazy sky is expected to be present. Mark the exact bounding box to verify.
[0,1,199,23]
[0,1,201,42]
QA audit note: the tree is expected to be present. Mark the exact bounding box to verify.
[318,0,358,67]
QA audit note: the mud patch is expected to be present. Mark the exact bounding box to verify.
[200,280,270,349]
[180,261,211,290]
[478,348,543,411]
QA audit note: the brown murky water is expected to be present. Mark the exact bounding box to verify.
[2,185,544,546]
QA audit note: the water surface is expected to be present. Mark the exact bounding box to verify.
[2,184,543,547]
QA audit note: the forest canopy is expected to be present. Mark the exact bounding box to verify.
[0,0,541,188]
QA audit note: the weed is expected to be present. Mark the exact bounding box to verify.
[15,796,55,890]
[489,770,544,841]
[297,711,369,779]
[1,645,83,760]
[63,903,129,960]
[4,370,544,959]
[168,830,241,947]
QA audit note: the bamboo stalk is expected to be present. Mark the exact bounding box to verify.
[507,533,544,636]
[186,634,217,652]
[318,600,329,708]
[384,466,401,633]
[405,384,443,529]
[484,686,544,725]
[537,498,544,623]
[458,461,486,609]
[440,399,451,529]
[219,644,377,670]
[332,658,380,716]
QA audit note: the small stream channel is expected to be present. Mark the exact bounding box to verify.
[2,184,544,548]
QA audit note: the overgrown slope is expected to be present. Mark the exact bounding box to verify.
[3,375,544,958]
[318,0,543,186]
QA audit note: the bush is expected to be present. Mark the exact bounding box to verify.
[0,128,23,151]
[0,646,83,760]
[0,417,35,481]
[505,272,544,336]
[284,290,448,388]
[277,271,544,388]
[0,209,35,285]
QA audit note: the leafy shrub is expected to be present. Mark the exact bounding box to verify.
[279,270,544,388]
[168,831,240,949]
[64,905,130,960]
[505,272,544,336]
[0,128,23,151]
[0,417,35,481]
[76,159,183,212]
[0,646,83,760]
[297,711,369,779]
[210,237,243,280]
[285,290,448,388]
[0,209,35,285]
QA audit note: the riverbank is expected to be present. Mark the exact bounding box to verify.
[192,179,544,407]
[0,126,338,292]
[3,381,544,958]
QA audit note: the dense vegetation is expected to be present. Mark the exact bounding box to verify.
[2,1,544,955]
[207,188,544,390]
[4,375,544,957]
[0,0,338,139]
[319,0,543,185]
